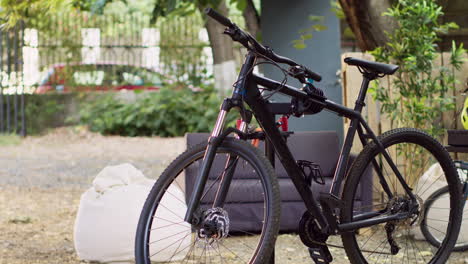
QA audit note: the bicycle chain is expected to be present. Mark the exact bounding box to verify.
[308,239,393,255]
[300,211,392,255]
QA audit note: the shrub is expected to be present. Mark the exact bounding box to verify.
[370,0,466,138]
[370,0,466,184]
[78,87,236,137]
[1,94,68,135]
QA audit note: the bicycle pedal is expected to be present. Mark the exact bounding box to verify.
[308,246,333,264]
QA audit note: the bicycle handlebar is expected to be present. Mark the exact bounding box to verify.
[205,8,234,28]
[204,8,322,82]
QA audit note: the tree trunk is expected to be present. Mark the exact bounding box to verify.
[242,0,261,39]
[339,0,396,51]
[199,1,236,95]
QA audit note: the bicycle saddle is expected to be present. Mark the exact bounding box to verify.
[344,57,399,75]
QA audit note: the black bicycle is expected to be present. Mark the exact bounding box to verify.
[135,8,463,264]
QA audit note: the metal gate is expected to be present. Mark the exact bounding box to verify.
[0,12,232,136]
[0,23,26,136]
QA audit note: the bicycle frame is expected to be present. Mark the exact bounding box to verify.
[185,51,415,235]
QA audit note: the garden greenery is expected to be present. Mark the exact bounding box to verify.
[370,0,466,138]
[78,86,236,137]
[370,0,466,184]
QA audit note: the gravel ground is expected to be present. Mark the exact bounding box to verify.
[0,127,185,188]
[1,127,467,263]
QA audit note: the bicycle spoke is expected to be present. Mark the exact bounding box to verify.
[149,229,190,245]
[226,235,256,251]
[150,234,193,258]
[365,237,390,259]
[157,203,185,221]
[162,232,192,263]
[151,217,188,230]
[138,141,274,264]
[218,241,248,263]
[426,224,447,236]
[408,234,428,263]
[425,217,449,222]
[164,189,187,206]
[342,134,460,264]
[214,240,225,264]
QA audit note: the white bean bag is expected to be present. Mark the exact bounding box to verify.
[74,163,190,263]
[411,163,450,240]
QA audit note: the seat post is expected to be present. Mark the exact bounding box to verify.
[354,74,375,113]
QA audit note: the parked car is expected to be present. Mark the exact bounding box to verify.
[35,63,164,93]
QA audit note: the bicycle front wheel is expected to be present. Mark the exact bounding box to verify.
[341,128,463,264]
[135,137,280,264]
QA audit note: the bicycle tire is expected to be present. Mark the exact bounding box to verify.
[421,185,468,251]
[135,137,280,264]
[341,128,463,264]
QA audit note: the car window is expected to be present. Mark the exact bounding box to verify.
[127,69,162,86]
[122,72,144,86]
[40,64,163,88]
[39,68,55,86]
[142,70,163,86]
[116,68,162,86]
[72,70,105,85]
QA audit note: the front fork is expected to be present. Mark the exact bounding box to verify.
[184,102,249,225]
[185,52,257,224]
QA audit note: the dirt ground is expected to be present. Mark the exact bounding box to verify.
[1,127,185,264]
[1,128,467,263]
[0,186,82,264]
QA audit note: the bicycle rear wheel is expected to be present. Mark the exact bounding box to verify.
[341,128,463,264]
[421,185,468,251]
[135,138,280,264]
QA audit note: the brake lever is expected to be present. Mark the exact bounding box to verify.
[289,65,307,83]
[223,27,250,48]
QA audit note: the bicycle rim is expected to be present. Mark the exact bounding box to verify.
[341,129,462,264]
[422,186,468,251]
[135,139,279,264]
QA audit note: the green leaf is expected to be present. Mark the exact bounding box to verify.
[312,24,327,31]
[167,0,178,12]
[235,0,247,11]
[329,1,345,19]
[301,33,313,40]
[294,42,306,50]
[308,15,324,22]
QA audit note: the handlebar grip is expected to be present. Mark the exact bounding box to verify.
[304,68,322,82]
[205,8,234,27]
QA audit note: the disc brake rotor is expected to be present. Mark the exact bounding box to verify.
[198,208,230,241]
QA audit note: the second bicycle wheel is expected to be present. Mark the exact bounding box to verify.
[135,137,280,264]
[421,185,468,251]
[341,128,463,264]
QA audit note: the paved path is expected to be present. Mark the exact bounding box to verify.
[0,128,185,188]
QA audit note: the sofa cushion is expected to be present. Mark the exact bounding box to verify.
[272,131,340,178]
[186,131,340,178]
[184,131,373,232]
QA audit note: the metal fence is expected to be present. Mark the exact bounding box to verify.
[27,12,213,85]
[0,23,26,136]
[0,11,230,135]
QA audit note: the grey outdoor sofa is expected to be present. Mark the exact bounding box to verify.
[184,131,373,232]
